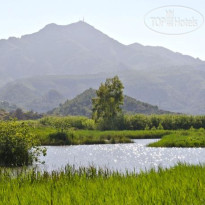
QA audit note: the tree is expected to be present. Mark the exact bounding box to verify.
[0,121,46,166]
[92,76,124,129]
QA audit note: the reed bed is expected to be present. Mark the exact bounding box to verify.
[1,164,205,204]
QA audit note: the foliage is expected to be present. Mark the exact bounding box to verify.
[122,114,205,130]
[82,119,96,130]
[92,76,124,129]
[1,164,205,204]
[0,121,46,166]
[38,114,205,131]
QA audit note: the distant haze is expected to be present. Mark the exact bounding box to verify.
[0,0,204,60]
[0,21,204,114]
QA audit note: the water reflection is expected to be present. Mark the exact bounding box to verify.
[38,139,205,173]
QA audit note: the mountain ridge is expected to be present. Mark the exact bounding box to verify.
[0,21,204,85]
[0,21,204,114]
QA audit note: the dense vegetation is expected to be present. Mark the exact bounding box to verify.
[51,88,171,117]
[149,129,205,147]
[0,121,46,166]
[30,126,170,145]
[31,115,205,146]
[39,116,92,130]
[122,114,205,130]
[1,164,205,204]
[39,115,205,131]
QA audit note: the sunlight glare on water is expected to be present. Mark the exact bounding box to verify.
[38,139,205,173]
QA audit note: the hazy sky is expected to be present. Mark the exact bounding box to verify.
[0,0,204,60]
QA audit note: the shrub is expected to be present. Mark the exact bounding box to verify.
[0,121,46,166]
[39,116,88,130]
[157,123,164,130]
[82,119,96,130]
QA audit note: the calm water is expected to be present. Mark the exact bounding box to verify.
[38,139,205,173]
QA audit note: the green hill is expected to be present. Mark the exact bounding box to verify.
[50,88,171,116]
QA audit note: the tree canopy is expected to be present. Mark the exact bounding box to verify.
[92,76,124,129]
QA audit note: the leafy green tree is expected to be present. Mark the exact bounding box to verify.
[92,76,124,129]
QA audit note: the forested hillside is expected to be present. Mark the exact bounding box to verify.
[50,88,172,116]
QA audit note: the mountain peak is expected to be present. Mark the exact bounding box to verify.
[43,23,58,29]
[40,21,93,32]
[40,23,63,32]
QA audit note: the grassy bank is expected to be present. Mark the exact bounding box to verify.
[30,127,171,145]
[1,164,205,204]
[2,119,205,146]
[149,129,205,147]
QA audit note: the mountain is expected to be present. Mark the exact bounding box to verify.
[0,82,65,113]
[50,88,172,116]
[0,21,204,83]
[0,21,204,114]
[0,67,204,114]
[27,90,65,113]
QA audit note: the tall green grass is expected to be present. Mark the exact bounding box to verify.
[31,128,170,145]
[1,164,205,204]
[149,129,205,147]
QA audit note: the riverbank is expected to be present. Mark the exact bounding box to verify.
[148,129,205,147]
[1,164,205,204]
[31,127,171,145]
[1,119,204,146]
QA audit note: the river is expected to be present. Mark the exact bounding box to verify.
[37,139,205,172]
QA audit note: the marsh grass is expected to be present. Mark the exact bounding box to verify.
[149,129,205,147]
[31,128,170,145]
[1,164,205,204]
